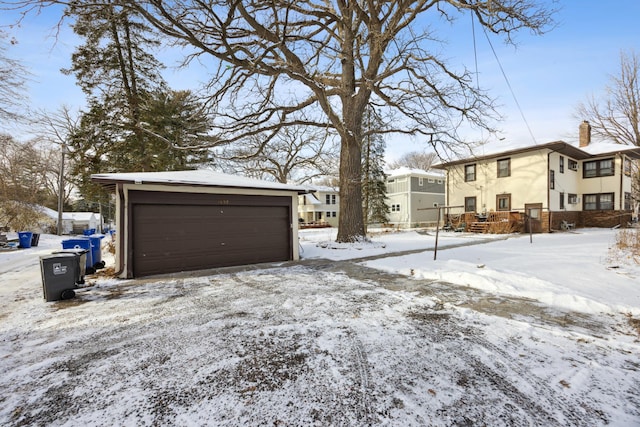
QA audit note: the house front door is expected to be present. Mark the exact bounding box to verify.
[524,203,543,233]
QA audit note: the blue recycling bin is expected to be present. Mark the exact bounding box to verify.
[83,229,96,236]
[62,238,94,272]
[88,235,105,269]
[18,231,33,249]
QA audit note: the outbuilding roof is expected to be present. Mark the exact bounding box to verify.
[91,170,310,194]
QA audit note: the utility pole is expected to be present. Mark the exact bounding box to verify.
[57,143,66,236]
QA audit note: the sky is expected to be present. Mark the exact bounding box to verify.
[2,1,640,161]
[1,228,639,424]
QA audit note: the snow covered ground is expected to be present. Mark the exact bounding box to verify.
[1,228,639,426]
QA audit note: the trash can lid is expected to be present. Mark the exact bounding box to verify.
[40,253,78,260]
[53,249,90,255]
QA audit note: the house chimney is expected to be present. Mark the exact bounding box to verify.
[579,120,591,147]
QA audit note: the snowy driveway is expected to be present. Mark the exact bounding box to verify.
[1,231,639,426]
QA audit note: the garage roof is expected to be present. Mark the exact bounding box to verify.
[91,170,310,194]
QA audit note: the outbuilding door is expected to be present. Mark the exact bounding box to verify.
[128,191,292,277]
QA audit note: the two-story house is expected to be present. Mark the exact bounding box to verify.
[434,121,640,232]
[385,168,446,228]
[298,185,340,227]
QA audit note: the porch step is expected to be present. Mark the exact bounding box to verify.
[469,222,489,233]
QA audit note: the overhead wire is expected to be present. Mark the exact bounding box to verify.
[470,10,538,145]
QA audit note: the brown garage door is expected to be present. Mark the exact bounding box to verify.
[129,191,292,277]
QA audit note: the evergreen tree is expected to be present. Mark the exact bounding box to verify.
[362,107,389,231]
[69,90,216,205]
[63,1,165,151]
[63,3,216,204]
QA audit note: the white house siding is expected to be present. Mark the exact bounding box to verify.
[447,149,549,213]
[450,151,631,214]
[548,151,581,212]
[576,154,626,210]
[438,135,640,231]
[298,188,339,227]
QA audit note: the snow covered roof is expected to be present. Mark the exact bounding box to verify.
[302,193,322,205]
[65,212,99,221]
[91,170,310,194]
[36,206,73,221]
[579,142,640,157]
[304,184,339,193]
[434,140,640,168]
[385,167,445,178]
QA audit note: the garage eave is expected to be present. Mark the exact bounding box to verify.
[91,170,311,194]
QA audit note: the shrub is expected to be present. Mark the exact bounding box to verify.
[610,228,640,265]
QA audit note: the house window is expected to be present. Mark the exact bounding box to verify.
[568,193,578,204]
[568,159,578,171]
[325,194,336,205]
[624,192,632,210]
[391,204,401,212]
[584,193,614,210]
[496,194,511,211]
[583,158,614,178]
[550,170,555,190]
[559,156,564,173]
[464,196,477,213]
[465,164,476,182]
[418,177,424,186]
[497,158,511,178]
[559,192,565,210]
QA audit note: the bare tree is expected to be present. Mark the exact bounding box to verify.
[577,50,640,146]
[388,151,438,171]
[0,134,51,230]
[35,106,81,233]
[577,50,640,218]
[7,0,554,242]
[219,126,338,184]
[0,30,28,126]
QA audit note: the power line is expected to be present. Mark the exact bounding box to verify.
[470,12,538,145]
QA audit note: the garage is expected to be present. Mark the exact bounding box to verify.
[91,170,308,278]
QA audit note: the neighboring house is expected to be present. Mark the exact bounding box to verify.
[65,212,103,234]
[38,206,74,234]
[385,168,446,228]
[434,121,640,233]
[298,185,340,227]
[38,208,103,234]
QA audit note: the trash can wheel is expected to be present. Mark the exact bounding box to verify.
[61,289,76,300]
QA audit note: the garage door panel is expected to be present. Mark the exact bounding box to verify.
[132,197,292,277]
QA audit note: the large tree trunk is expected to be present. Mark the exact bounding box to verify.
[337,133,365,242]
